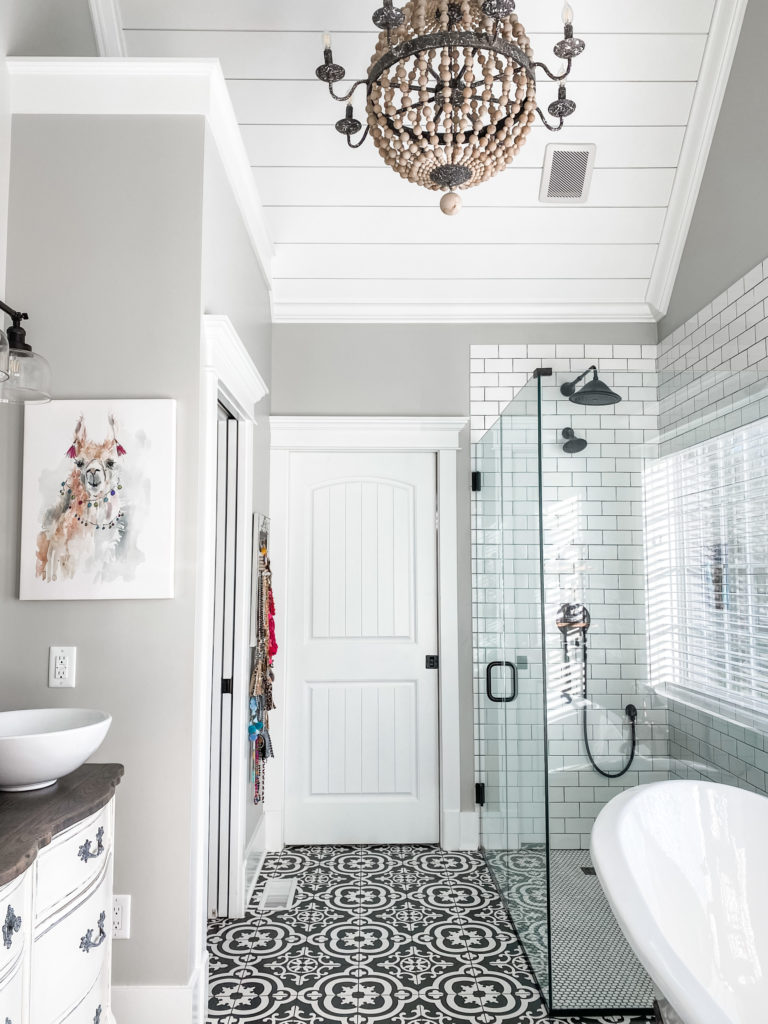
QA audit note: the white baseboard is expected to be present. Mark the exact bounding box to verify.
[113,954,208,1024]
[459,810,480,851]
[245,814,266,905]
[441,809,479,851]
[264,807,284,851]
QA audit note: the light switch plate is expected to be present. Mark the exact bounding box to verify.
[48,646,77,688]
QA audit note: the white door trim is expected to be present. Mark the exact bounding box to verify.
[268,415,467,851]
[190,315,268,1002]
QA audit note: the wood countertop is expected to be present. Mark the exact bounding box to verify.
[0,762,124,888]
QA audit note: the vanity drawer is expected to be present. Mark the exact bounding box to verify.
[0,950,25,1024]
[0,871,29,976]
[61,963,109,1024]
[36,803,113,920]
[31,857,112,1024]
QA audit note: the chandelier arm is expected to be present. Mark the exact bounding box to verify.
[532,58,573,82]
[346,125,372,150]
[535,106,565,132]
[328,78,369,104]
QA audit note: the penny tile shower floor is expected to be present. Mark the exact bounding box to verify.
[207,845,652,1024]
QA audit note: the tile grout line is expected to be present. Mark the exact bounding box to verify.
[288,845,336,1021]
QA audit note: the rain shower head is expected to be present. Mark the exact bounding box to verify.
[561,427,587,453]
[560,366,622,406]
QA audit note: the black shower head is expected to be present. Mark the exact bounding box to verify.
[561,366,622,406]
[561,427,587,454]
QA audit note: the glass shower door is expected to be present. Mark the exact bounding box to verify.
[473,376,550,999]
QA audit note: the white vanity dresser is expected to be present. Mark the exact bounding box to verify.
[0,765,123,1024]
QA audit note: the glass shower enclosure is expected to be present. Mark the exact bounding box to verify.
[472,368,660,1015]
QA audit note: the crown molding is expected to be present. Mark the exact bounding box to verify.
[271,301,658,325]
[646,0,748,317]
[6,58,273,308]
[88,0,126,57]
[202,314,268,420]
[270,416,467,452]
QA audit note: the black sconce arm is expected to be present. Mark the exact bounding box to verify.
[0,298,30,351]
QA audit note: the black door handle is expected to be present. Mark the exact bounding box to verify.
[486,661,517,703]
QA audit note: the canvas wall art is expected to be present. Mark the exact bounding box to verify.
[20,399,176,600]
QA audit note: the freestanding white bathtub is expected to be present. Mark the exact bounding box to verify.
[591,780,768,1024]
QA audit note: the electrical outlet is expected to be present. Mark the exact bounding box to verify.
[113,895,131,939]
[48,646,76,688]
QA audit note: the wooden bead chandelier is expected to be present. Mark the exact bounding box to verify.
[316,0,585,214]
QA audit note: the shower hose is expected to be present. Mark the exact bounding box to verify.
[577,631,638,780]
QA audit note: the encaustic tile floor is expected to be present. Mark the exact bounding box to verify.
[207,845,653,1024]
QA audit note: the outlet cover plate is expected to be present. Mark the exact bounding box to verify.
[48,646,76,688]
[113,894,131,939]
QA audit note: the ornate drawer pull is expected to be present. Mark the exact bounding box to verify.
[94,1006,102,1024]
[79,910,107,953]
[78,826,105,863]
[2,904,21,949]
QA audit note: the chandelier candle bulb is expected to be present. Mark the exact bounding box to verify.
[562,2,574,25]
[322,32,332,52]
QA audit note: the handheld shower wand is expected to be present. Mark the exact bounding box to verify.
[556,603,637,779]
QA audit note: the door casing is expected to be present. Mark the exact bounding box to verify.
[268,416,471,852]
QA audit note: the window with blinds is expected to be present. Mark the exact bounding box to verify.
[645,416,768,727]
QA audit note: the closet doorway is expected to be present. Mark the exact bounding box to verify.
[208,404,241,919]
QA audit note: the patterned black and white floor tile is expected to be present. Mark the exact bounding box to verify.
[207,845,653,1024]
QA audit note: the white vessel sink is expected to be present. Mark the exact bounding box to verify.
[0,708,111,792]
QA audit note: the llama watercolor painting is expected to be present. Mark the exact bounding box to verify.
[20,400,176,600]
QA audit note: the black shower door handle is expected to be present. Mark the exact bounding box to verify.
[486,661,517,703]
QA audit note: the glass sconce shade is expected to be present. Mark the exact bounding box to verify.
[0,330,9,383]
[0,345,52,404]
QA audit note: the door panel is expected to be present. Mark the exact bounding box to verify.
[285,451,439,845]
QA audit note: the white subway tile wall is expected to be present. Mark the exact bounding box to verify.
[658,255,768,792]
[471,345,669,851]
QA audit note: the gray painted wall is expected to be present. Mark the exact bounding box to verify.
[202,129,273,847]
[660,0,768,337]
[0,0,96,289]
[0,112,272,992]
[270,322,656,812]
[1,114,205,987]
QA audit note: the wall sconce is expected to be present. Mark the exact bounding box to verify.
[0,299,51,404]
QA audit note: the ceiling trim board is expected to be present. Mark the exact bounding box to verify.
[89,0,127,57]
[6,57,273,305]
[646,0,748,317]
[271,302,658,325]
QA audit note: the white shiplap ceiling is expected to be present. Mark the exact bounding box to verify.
[117,0,745,324]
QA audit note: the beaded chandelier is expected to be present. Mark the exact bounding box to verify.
[316,0,585,214]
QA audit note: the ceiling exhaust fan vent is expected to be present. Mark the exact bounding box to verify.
[259,878,298,912]
[540,144,596,204]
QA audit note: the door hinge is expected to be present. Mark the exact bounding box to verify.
[475,782,486,806]
[472,471,482,492]
[425,655,439,670]
[221,678,233,695]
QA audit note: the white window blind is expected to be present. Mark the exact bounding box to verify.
[645,417,768,727]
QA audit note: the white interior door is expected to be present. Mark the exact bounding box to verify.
[284,451,440,845]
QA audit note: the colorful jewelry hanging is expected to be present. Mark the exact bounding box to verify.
[249,514,277,804]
